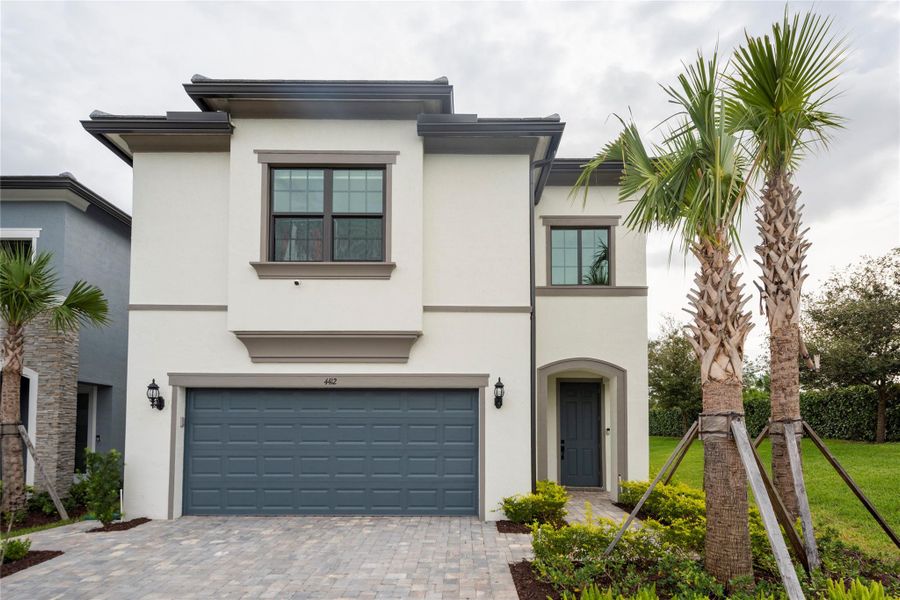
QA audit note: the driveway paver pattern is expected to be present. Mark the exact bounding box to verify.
[2,516,532,600]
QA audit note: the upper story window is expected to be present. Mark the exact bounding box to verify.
[550,227,610,286]
[271,168,385,263]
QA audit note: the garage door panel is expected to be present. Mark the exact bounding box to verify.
[183,388,479,515]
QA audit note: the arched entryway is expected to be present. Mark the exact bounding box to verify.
[536,357,627,496]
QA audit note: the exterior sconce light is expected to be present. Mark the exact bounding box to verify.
[494,378,505,409]
[147,379,165,411]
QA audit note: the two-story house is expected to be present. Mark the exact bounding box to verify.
[0,174,131,496]
[82,76,648,520]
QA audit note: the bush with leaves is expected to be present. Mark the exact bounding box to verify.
[531,509,723,597]
[64,477,89,514]
[617,482,899,596]
[499,480,568,526]
[1,537,31,562]
[84,449,122,527]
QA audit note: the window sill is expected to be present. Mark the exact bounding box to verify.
[536,285,648,297]
[250,261,396,280]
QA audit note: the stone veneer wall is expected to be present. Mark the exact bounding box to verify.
[1,313,79,497]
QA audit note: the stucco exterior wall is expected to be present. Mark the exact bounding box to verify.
[226,119,424,332]
[536,185,646,288]
[535,185,650,486]
[423,155,531,306]
[124,137,533,520]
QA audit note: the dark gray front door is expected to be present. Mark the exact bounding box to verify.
[559,382,601,487]
[183,388,478,515]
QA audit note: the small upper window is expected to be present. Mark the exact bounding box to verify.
[550,227,610,285]
[270,167,385,263]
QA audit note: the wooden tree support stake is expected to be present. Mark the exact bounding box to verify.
[731,418,804,600]
[784,425,821,569]
[803,421,900,549]
[604,420,699,557]
[753,423,769,449]
[746,429,811,574]
[17,424,69,521]
[663,421,699,485]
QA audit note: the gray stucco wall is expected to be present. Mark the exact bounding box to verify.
[1,200,130,457]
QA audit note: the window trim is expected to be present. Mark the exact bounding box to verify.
[254,151,397,279]
[0,228,41,257]
[543,216,618,287]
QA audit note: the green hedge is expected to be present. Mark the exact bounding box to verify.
[649,385,900,441]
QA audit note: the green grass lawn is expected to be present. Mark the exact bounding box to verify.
[649,436,900,559]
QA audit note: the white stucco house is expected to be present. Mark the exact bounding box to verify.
[82,76,648,521]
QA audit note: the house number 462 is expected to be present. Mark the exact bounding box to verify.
[323,377,338,385]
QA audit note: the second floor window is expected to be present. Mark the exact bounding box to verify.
[271,167,385,262]
[550,227,610,285]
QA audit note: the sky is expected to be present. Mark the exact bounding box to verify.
[2,1,898,360]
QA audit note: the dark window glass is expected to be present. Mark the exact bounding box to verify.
[334,217,383,261]
[270,167,384,262]
[0,239,32,255]
[550,227,609,286]
[273,218,324,261]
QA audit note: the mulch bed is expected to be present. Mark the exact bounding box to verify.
[0,550,64,578]
[87,517,151,533]
[509,560,560,600]
[0,506,86,532]
[497,520,532,534]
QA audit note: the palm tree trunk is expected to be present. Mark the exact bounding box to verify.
[1,324,26,512]
[703,381,753,583]
[756,170,809,521]
[686,236,754,584]
[770,323,801,517]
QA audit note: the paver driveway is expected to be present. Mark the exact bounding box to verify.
[1,516,532,600]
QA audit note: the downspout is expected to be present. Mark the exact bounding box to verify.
[529,164,537,492]
[529,157,554,493]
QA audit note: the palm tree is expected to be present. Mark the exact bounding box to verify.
[729,9,846,515]
[0,246,109,511]
[576,53,756,583]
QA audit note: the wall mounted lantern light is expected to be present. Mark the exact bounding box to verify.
[493,378,505,409]
[147,379,165,411]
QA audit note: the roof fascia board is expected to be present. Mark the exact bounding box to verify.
[0,176,131,226]
[184,80,454,115]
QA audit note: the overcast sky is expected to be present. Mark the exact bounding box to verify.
[2,1,898,359]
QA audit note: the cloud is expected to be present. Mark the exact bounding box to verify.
[2,1,897,361]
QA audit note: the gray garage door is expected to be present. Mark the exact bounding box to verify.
[183,388,479,515]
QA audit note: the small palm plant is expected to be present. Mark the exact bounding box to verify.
[575,52,756,583]
[0,246,109,511]
[729,8,846,512]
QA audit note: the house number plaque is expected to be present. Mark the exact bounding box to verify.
[323,377,338,385]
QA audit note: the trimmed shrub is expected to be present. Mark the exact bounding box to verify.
[499,480,568,526]
[561,584,663,600]
[84,449,122,527]
[1,537,31,562]
[650,385,900,441]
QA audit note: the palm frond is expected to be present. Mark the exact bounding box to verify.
[51,281,110,332]
[729,8,846,171]
[0,247,58,326]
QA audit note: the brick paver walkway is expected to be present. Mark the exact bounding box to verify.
[2,516,532,599]
[565,488,630,524]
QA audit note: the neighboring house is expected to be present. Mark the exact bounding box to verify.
[0,174,131,496]
[82,76,648,521]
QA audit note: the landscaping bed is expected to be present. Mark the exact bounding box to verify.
[497,520,532,534]
[506,480,899,599]
[509,560,560,600]
[87,517,150,533]
[0,550,64,578]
